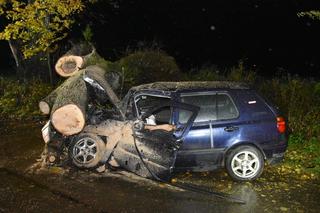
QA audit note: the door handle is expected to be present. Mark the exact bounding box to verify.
[224,126,239,132]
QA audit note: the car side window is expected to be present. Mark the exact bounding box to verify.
[179,94,217,123]
[216,94,238,120]
[179,93,238,123]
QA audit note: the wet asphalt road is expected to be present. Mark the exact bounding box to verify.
[0,121,319,213]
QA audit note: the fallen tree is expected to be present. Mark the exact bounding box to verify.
[39,91,57,115]
[41,45,181,136]
[50,70,88,136]
[39,64,121,136]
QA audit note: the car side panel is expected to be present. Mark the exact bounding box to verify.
[222,90,282,159]
[179,123,212,150]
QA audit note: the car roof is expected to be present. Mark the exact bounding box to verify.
[130,81,250,92]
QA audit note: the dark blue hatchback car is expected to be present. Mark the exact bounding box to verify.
[44,81,287,181]
[126,81,288,181]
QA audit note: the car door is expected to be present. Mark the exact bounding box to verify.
[113,101,199,180]
[175,92,218,170]
[177,92,216,150]
[211,92,241,149]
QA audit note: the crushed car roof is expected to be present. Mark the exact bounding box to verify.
[130,81,250,92]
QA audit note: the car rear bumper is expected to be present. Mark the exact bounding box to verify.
[267,152,285,165]
[262,142,287,165]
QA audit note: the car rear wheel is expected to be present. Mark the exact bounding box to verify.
[68,133,106,168]
[226,145,264,181]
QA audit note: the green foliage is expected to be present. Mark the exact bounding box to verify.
[258,77,320,172]
[0,0,84,58]
[82,24,93,42]
[182,61,256,84]
[227,61,256,84]
[287,136,320,174]
[182,65,223,81]
[0,77,52,119]
[258,77,320,140]
[298,10,320,21]
[118,49,181,89]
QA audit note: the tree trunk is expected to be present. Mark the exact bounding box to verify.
[50,71,87,136]
[39,87,61,115]
[44,65,122,135]
[8,40,20,68]
[55,43,111,77]
[8,40,25,80]
[47,52,54,85]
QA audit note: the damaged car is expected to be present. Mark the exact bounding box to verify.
[42,74,287,181]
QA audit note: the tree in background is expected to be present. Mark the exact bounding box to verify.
[0,0,85,83]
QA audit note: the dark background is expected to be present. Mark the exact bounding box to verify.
[1,0,320,77]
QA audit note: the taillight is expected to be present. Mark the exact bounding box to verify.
[277,116,286,133]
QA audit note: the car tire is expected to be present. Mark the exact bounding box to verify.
[68,133,106,168]
[226,145,264,181]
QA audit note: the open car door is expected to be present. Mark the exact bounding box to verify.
[112,102,199,180]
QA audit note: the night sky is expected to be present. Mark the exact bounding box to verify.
[1,0,320,77]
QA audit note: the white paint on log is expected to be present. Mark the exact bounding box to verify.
[51,104,85,136]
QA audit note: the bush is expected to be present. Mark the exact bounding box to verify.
[0,77,52,120]
[182,61,256,84]
[257,77,320,141]
[227,61,256,84]
[182,64,223,81]
[117,49,181,90]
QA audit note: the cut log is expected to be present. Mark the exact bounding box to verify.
[55,55,84,77]
[51,71,87,136]
[39,101,50,115]
[39,88,61,115]
[55,43,111,77]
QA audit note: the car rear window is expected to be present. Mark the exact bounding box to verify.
[239,90,274,118]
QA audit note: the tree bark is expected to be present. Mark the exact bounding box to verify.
[45,65,122,135]
[8,40,26,81]
[50,71,87,136]
[47,52,54,85]
[39,87,61,115]
[8,40,20,68]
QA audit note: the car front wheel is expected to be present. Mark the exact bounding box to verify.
[226,145,264,181]
[69,133,106,168]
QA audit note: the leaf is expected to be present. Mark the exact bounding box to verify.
[0,0,85,58]
[171,178,178,183]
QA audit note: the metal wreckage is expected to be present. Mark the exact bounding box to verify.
[41,69,245,203]
[42,69,199,180]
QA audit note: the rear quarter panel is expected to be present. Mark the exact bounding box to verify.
[220,90,280,158]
